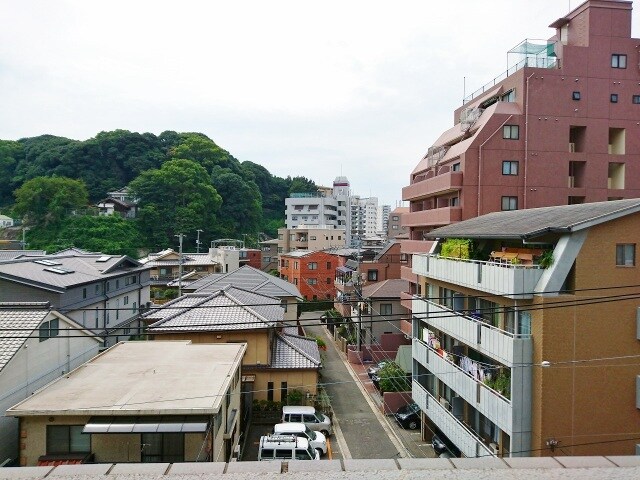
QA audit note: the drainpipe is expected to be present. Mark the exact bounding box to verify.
[478,115,514,216]
[524,72,536,209]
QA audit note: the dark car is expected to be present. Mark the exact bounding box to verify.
[431,432,461,457]
[367,360,389,378]
[393,402,421,430]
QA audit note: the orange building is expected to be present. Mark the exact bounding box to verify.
[279,250,337,300]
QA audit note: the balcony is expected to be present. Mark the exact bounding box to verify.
[402,171,463,202]
[413,254,544,299]
[412,381,494,458]
[402,207,462,228]
[413,339,512,433]
[412,297,532,366]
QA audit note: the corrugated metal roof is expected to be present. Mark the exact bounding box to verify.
[427,199,640,240]
[193,266,301,298]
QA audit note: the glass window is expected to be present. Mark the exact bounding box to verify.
[380,304,392,315]
[451,162,461,171]
[503,125,519,140]
[82,288,87,299]
[610,94,618,103]
[307,278,317,285]
[39,318,59,342]
[141,433,184,463]
[611,54,627,69]
[308,262,318,270]
[501,196,518,211]
[616,244,635,266]
[572,91,581,101]
[633,95,640,104]
[502,161,519,175]
[367,270,378,281]
[47,426,90,454]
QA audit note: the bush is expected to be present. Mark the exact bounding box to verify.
[378,361,411,393]
[440,238,472,259]
[286,389,304,406]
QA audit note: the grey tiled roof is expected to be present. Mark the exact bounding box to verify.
[0,250,46,261]
[271,332,321,369]
[193,266,301,298]
[146,286,284,332]
[427,199,640,240]
[0,306,49,372]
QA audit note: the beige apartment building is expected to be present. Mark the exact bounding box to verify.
[411,199,640,457]
[277,226,346,254]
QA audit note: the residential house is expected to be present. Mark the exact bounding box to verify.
[411,199,640,458]
[145,286,320,403]
[140,248,223,288]
[96,187,138,218]
[360,279,410,344]
[0,251,46,262]
[0,303,101,464]
[0,215,14,228]
[279,250,337,301]
[260,239,279,272]
[400,0,640,325]
[8,341,245,465]
[0,253,151,347]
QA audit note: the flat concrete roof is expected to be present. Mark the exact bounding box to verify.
[7,341,245,416]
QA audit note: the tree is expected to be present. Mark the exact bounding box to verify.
[13,176,88,227]
[378,361,411,393]
[287,176,317,195]
[211,171,262,238]
[169,133,242,175]
[0,140,23,206]
[128,159,222,249]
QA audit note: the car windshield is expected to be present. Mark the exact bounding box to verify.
[305,425,317,439]
[307,445,316,458]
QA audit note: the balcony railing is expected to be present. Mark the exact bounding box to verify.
[413,339,512,433]
[402,207,462,228]
[412,297,532,366]
[412,254,544,299]
[412,381,494,458]
[402,171,463,202]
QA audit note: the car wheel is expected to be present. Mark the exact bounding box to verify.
[321,430,330,437]
[408,420,419,430]
[316,448,324,457]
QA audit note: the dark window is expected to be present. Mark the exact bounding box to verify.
[367,270,378,281]
[452,162,461,172]
[267,382,274,401]
[95,284,100,295]
[611,54,627,69]
[82,288,87,299]
[326,262,331,269]
[572,91,581,101]
[503,125,519,140]
[501,196,518,211]
[633,95,640,104]
[610,94,618,103]
[303,414,317,423]
[326,277,331,284]
[39,318,59,342]
[47,426,90,454]
[616,244,635,266]
[502,161,519,175]
[308,262,317,270]
[281,382,288,402]
[141,433,184,462]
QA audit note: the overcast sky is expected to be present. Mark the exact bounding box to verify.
[1,0,638,206]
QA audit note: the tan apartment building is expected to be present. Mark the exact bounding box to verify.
[8,341,246,465]
[277,226,346,255]
[411,199,640,458]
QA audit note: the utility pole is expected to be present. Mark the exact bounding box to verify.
[175,233,185,297]
[196,229,203,253]
[354,249,363,353]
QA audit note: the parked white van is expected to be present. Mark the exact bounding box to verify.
[281,406,333,436]
[257,434,320,461]
[273,423,327,455]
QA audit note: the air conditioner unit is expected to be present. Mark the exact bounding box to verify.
[569,142,576,153]
[489,442,499,455]
[439,398,451,410]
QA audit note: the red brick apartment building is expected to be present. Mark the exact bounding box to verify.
[279,250,337,300]
[239,248,262,269]
[401,0,640,305]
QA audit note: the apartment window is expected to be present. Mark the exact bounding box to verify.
[501,89,515,102]
[392,216,399,221]
[292,216,298,221]
[264,256,270,262]
[141,433,184,463]
[82,288,87,299]
[124,295,129,305]
[116,299,120,320]
[115,279,120,289]
[610,94,618,103]
[572,91,581,101]
[392,225,398,229]
[281,382,288,403]
[278,247,283,253]
[380,304,392,316]
[278,234,283,240]
[267,382,274,401]
[47,426,90,454]
[367,270,378,281]
[616,244,635,266]
[326,277,331,284]
[294,261,299,270]
[501,196,518,211]
[294,278,298,285]
[611,54,627,69]
[308,262,318,270]
[307,278,317,285]
[285,260,289,267]
[449,197,459,207]
[503,125,519,140]
[326,262,331,269]
[451,162,461,172]
[39,318,59,342]
[132,301,137,313]
[502,161,519,175]
[633,95,640,104]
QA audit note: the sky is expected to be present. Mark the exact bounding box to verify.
[1,0,639,206]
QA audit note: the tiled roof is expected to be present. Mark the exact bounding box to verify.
[271,332,321,369]
[193,266,301,298]
[140,249,220,267]
[0,305,50,372]
[362,279,408,299]
[146,286,284,332]
[373,241,399,261]
[0,250,46,262]
[427,199,640,240]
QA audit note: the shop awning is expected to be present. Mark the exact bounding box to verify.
[82,415,209,434]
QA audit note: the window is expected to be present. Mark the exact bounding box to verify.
[39,318,59,342]
[501,89,515,102]
[106,282,110,292]
[616,244,635,266]
[451,162,461,172]
[503,125,519,140]
[124,295,129,305]
[267,382,274,401]
[82,288,87,299]
[141,433,184,463]
[380,304,392,316]
[307,278,317,285]
[449,197,459,207]
[47,426,90,454]
[392,225,398,229]
[294,261,299,270]
[132,301,137,313]
[326,262,331,269]
[116,299,120,320]
[281,382,288,402]
[501,196,518,211]
[294,278,298,285]
[367,270,378,281]
[115,279,120,289]
[572,91,581,101]
[502,161,519,175]
[610,94,618,103]
[308,262,318,270]
[326,277,331,284]
[310,236,316,240]
[95,284,100,295]
[633,95,640,104]
[611,54,627,69]
[392,216,399,221]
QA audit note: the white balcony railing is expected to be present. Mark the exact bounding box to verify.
[412,254,544,299]
[412,297,532,366]
[412,381,494,458]
[413,339,512,433]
